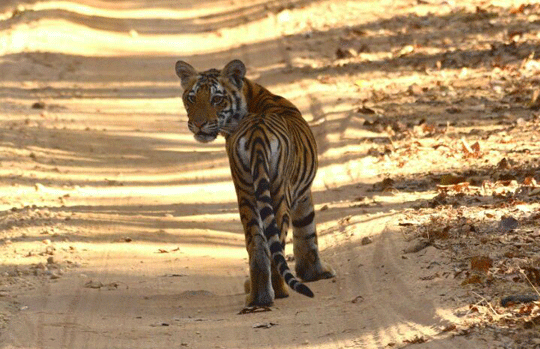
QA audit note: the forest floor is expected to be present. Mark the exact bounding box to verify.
[0,0,539,348]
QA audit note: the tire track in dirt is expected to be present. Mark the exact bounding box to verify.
[35,281,49,349]
[15,312,41,349]
[366,224,457,348]
[2,281,45,349]
[60,282,83,348]
[319,214,460,348]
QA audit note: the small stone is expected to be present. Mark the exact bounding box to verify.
[361,237,373,245]
[45,246,55,255]
[499,216,518,232]
[35,263,47,270]
[403,240,430,254]
[47,256,55,264]
[335,47,356,59]
[407,84,424,96]
[32,101,46,109]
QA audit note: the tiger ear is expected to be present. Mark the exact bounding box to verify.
[222,59,246,89]
[175,60,197,89]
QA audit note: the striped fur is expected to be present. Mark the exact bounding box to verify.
[175,60,335,306]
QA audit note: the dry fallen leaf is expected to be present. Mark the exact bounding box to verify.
[523,177,538,187]
[523,267,540,286]
[510,3,526,14]
[461,274,483,286]
[470,256,493,274]
[528,89,540,109]
[497,158,510,169]
[461,137,473,154]
[437,182,470,194]
[440,174,467,185]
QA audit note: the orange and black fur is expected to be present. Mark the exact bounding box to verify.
[175,59,335,306]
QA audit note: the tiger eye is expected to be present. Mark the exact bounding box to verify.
[211,96,223,105]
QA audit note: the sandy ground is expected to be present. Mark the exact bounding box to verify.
[1,0,540,348]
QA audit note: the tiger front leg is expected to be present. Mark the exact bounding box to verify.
[292,194,336,282]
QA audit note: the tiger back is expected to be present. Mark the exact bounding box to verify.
[175,59,335,306]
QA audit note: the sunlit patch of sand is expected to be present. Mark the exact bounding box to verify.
[29,1,231,19]
[0,0,279,21]
[6,240,246,272]
[0,16,283,56]
[0,181,235,208]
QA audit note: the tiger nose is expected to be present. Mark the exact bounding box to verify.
[192,119,205,128]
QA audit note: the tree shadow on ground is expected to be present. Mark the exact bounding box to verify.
[0,0,325,34]
[1,2,536,176]
[0,0,538,255]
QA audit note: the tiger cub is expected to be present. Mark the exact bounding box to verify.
[175,59,335,306]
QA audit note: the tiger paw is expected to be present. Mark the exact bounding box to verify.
[245,290,275,307]
[244,278,275,306]
[296,261,336,282]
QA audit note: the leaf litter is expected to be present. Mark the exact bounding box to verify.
[398,162,540,346]
[354,4,540,343]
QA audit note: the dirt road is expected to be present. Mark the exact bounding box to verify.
[1,0,539,348]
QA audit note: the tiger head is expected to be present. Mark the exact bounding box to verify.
[175,59,248,143]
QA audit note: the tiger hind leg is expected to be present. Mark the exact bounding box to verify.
[292,193,336,282]
[244,234,275,306]
[244,261,289,300]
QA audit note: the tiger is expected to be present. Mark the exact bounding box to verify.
[175,59,335,306]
